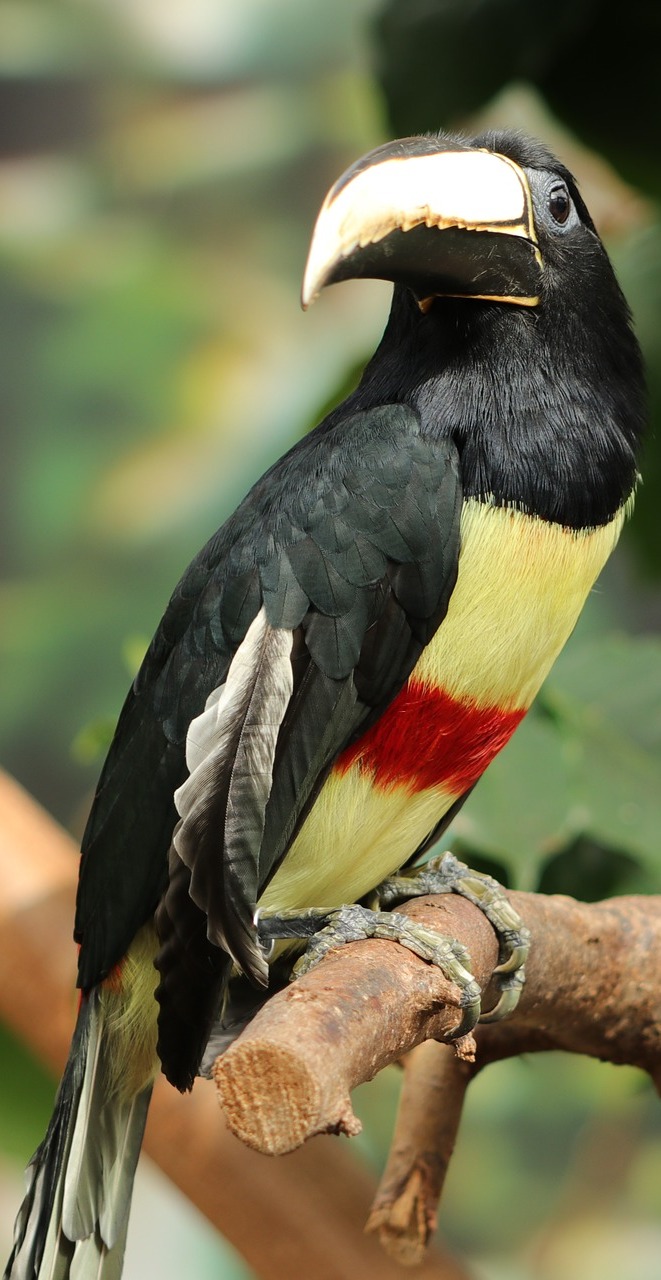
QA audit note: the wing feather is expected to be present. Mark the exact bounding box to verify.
[75,402,462,1090]
[173,606,294,978]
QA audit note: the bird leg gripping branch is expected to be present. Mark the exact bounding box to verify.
[374,852,531,1022]
[215,890,661,1262]
[256,853,530,1041]
[257,896,482,1037]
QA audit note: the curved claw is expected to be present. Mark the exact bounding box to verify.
[493,940,530,975]
[449,981,483,1039]
[373,852,531,1027]
[479,971,526,1023]
[279,904,484,1042]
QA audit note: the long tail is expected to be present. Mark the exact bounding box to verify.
[4,992,151,1280]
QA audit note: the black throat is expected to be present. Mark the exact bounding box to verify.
[346,286,645,530]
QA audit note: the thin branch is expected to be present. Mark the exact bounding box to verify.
[366,1041,471,1265]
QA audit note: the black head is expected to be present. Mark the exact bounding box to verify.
[304,129,646,528]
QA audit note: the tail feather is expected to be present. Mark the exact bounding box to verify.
[9,1161,66,1280]
[4,994,151,1280]
[97,1093,147,1251]
[69,1229,125,1280]
[36,1181,73,1280]
[62,1009,105,1243]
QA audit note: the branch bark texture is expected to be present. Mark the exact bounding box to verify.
[214,891,661,1153]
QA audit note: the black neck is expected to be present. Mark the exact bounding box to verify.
[344,287,645,529]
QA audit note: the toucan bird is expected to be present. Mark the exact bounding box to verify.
[6,130,645,1280]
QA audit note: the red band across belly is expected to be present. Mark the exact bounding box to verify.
[336,680,525,794]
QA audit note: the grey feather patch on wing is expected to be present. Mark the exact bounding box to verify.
[173,606,294,979]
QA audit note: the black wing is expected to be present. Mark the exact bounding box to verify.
[75,403,462,1086]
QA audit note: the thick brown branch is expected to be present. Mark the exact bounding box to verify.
[214,895,498,1153]
[214,891,661,1157]
[476,892,661,1081]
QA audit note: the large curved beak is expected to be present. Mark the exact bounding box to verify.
[302,138,543,310]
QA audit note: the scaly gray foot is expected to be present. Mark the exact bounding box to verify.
[374,851,530,1022]
[256,902,482,1037]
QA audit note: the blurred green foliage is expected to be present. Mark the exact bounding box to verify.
[377,0,661,196]
[455,633,661,889]
[1,2,661,1279]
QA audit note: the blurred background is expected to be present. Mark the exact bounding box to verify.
[1,1,661,1277]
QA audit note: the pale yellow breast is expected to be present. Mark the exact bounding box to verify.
[259,496,629,916]
[259,769,457,915]
[414,498,627,709]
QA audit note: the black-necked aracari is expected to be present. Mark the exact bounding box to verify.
[6,131,645,1280]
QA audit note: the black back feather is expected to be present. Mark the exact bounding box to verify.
[75,403,462,1086]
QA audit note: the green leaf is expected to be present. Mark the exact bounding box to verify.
[376,0,661,197]
[544,635,661,875]
[452,712,575,890]
[0,1023,55,1162]
[611,225,661,579]
[71,716,115,765]
[551,634,661,756]
[451,633,661,890]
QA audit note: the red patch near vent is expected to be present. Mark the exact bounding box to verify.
[336,680,525,794]
[101,960,124,995]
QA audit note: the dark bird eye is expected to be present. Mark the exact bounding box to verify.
[549,184,570,225]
